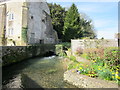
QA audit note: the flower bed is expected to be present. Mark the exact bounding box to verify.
[68,47,120,85]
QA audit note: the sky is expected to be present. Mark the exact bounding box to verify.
[47,0,118,39]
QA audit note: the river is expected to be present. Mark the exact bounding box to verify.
[2,56,77,88]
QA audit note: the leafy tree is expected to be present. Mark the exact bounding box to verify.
[48,3,66,40]
[63,3,82,42]
[48,3,96,42]
[81,19,96,39]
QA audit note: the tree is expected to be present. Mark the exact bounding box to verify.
[79,12,96,39]
[48,3,96,42]
[63,3,82,42]
[48,3,66,40]
[81,19,96,39]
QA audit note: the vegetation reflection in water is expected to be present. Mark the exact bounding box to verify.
[3,56,77,88]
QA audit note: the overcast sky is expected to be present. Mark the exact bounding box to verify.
[47,0,118,39]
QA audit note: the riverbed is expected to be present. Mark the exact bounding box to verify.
[2,56,77,88]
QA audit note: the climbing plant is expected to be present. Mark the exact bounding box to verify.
[22,27,28,43]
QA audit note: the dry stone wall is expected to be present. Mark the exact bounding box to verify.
[71,39,118,55]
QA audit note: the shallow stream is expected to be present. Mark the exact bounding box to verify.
[2,56,77,88]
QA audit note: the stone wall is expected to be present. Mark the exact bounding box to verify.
[71,39,118,55]
[2,44,55,66]
[27,1,58,45]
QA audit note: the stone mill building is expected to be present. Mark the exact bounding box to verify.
[0,0,58,46]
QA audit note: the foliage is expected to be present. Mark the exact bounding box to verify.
[97,68,113,80]
[68,62,79,70]
[81,19,96,39]
[58,42,71,50]
[48,3,66,40]
[68,46,119,83]
[70,61,120,82]
[63,3,81,42]
[55,42,71,56]
[22,27,28,43]
[84,48,104,60]
[104,47,119,70]
[48,3,96,42]
[56,45,64,56]
[82,47,119,71]
[80,53,88,59]
[63,3,96,42]
[69,55,77,62]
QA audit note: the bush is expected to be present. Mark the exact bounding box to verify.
[55,42,71,56]
[55,45,66,56]
[83,48,104,59]
[104,47,119,70]
[58,42,71,50]
[82,47,119,71]
[97,68,113,80]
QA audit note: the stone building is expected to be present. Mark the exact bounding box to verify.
[0,0,58,46]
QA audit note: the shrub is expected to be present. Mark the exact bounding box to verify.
[57,42,71,50]
[97,68,113,80]
[55,45,66,56]
[83,48,104,60]
[82,47,119,71]
[56,42,70,56]
[104,47,119,70]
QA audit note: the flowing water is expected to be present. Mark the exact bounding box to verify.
[2,56,77,88]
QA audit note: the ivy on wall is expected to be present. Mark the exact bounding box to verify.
[22,27,28,43]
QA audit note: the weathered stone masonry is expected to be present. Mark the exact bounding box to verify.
[0,0,58,46]
[2,45,55,66]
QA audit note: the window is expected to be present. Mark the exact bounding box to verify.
[8,13,14,21]
[31,16,33,19]
[42,10,47,23]
[8,28,14,36]
[39,39,44,44]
